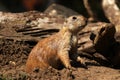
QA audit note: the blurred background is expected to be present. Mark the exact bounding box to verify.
[0,0,109,21]
[0,0,86,13]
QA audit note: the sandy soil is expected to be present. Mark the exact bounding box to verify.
[0,38,120,80]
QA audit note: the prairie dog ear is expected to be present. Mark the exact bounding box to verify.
[65,18,68,23]
[63,19,68,27]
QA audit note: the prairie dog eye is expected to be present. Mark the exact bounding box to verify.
[72,16,77,20]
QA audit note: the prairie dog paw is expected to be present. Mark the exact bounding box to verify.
[77,56,86,66]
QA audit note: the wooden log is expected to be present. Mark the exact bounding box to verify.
[0,9,115,54]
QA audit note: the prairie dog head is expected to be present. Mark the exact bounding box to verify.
[63,15,87,32]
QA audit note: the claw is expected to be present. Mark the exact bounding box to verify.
[77,56,87,68]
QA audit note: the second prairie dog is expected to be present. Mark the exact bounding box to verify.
[26,15,87,73]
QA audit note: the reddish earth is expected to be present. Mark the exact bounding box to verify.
[0,38,120,80]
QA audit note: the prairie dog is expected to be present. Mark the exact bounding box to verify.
[26,15,87,73]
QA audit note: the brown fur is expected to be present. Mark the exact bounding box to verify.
[25,15,87,73]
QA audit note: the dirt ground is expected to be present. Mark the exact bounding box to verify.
[0,37,120,80]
